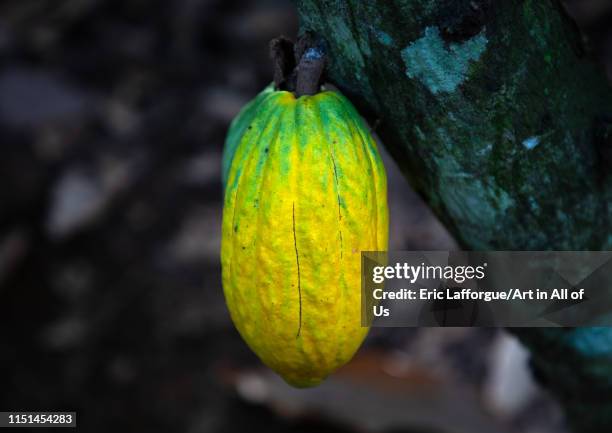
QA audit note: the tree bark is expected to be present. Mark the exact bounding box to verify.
[295,1,612,432]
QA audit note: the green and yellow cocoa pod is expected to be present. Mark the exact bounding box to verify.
[221,86,388,387]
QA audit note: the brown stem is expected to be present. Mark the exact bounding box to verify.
[295,46,326,97]
[269,36,295,90]
[269,33,326,96]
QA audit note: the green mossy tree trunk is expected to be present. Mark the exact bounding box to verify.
[296,1,612,432]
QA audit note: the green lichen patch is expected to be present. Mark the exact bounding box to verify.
[400,26,488,94]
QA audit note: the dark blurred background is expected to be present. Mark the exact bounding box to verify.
[0,1,610,432]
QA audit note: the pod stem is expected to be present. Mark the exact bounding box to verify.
[269,33,326,97]
[295,47,325,97]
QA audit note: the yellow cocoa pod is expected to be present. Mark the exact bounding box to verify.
[221,86,388,387]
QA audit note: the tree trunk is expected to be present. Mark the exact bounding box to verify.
[296,1,612,432]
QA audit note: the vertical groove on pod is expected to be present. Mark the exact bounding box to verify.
[293,201,302,338]
[315,99,344,261]
[328,136,345,365]
[330,152,343,259]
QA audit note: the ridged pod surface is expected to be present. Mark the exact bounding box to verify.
[222,84,274,188]
[221,86,388,387]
